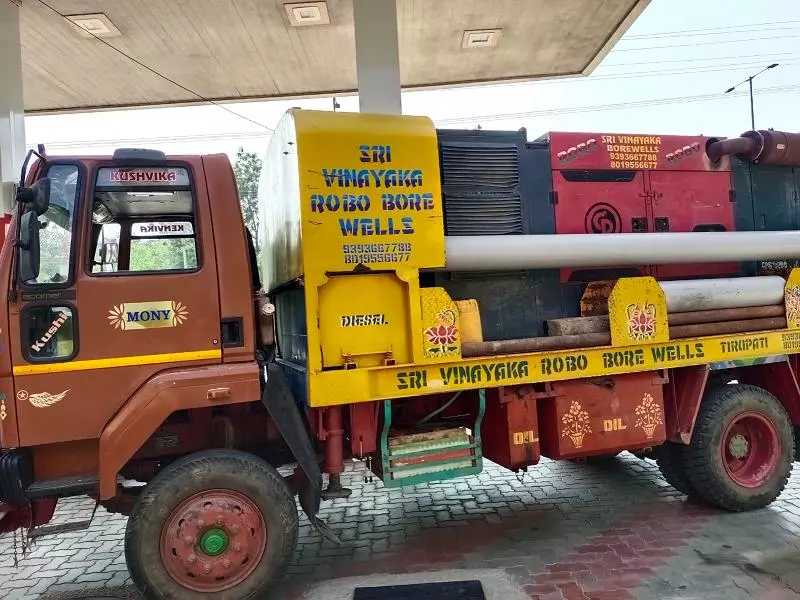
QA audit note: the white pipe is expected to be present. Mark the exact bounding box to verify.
[661,276,785,313]
[444,231,800,271]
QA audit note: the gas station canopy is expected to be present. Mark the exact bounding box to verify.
[20,0,648,114]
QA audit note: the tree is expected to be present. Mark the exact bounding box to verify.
[129,238,197,272]
[233,147,263,256]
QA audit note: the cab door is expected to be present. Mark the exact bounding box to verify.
[11,158,222,447]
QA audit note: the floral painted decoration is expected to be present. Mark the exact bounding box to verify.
[634,392,663,439]
[626,303,657,341]
[786,286,800,326]
[561,401,592,448]
[424,309,459,355]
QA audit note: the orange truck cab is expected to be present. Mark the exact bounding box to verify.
[0,148,310,596]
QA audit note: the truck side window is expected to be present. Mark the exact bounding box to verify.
[28,164,79,286]
[91,166,200,275]
[129,221,198,272]
[23,305,76,361]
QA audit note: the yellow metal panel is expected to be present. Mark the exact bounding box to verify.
[290,109,446,381]
[293,110,445,276]
[420,288,462,362]
[786,268,800,329]
[307,328,796,407]
[608,277,669,346]
[454,299,483,343]
[318,274,410,368]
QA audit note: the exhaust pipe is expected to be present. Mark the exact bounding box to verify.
[707,129,800,167]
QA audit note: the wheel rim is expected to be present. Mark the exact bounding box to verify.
[721,411,781,489]
[160,489,267,592]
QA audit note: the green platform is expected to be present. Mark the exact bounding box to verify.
[375,389,485,488]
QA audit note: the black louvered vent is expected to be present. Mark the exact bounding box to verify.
[439,142,522,236]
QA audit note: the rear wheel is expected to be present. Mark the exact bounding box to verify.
[682,384,794,512]
[794,426,800,462]
[125,449,298,600]
[655,442,695,496]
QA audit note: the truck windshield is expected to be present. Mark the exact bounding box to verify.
[91,166,199,274]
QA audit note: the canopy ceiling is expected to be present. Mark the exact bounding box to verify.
[19,0,649,113]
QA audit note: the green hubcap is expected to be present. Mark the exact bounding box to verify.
[729,434,749,459]
[199,528,229,556]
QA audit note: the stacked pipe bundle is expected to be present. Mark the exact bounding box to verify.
[460,276,788,358]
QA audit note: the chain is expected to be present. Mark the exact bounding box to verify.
[515,468,527,485]
[12,526,18,568]
[365,455,373,483]
[359,440,374,483]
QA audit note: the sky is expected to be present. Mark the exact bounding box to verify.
[23,0,800,163]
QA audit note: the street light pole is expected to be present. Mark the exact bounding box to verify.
[725,63,778,130]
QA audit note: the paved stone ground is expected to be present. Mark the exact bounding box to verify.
[2,453,800,599]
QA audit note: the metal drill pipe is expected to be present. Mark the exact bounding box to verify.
[660,276,785,312]
[443,231,800,271]
[546,305,786,337]
[462,317,787,359]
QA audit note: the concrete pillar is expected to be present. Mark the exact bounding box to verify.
[352,0,402,114]
[0,0,26,215]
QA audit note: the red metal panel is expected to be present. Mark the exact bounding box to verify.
[350,401,379,456]
[481,386,541,469]
[552,168,647,282]
[546,132,737,282]
[553,170,646,235]
[664,365,709,444]
[538,372,666,459]
[0,214,9,248]
[648,170,738,279]
[0,499,56,534]
[547,132,731,173]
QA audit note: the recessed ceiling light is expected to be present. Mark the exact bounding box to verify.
[462,29,502,49]
[285,2,330,27]
[66,13,122,38]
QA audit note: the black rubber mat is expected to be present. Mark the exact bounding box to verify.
[353,580,486,600]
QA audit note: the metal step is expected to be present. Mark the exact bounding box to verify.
[375,391,486,488]
[25,474,98,499]
[28,519,93,538]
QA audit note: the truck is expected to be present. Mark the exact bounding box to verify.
[1,109,800,599]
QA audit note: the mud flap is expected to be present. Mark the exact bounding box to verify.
[261,363,340,545]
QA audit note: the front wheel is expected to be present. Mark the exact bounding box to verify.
[125,449,299,600]
[682,384,794,512]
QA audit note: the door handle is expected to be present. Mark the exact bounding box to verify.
[207,387,231,400]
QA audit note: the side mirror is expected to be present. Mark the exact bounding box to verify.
[15,177,52,216]
[18,211,41,282]
[101,241,119,265]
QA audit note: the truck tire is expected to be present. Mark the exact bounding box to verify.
[125,449,298,600]
[654,442,695,496]
[682,384,794,512]
[794,426,800,462]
